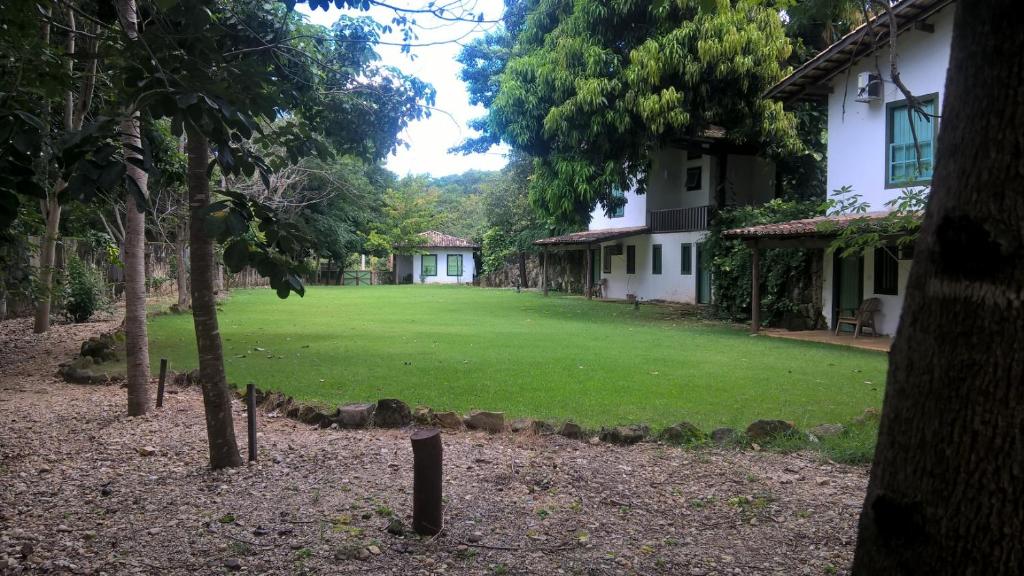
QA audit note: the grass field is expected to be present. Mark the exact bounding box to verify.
[148,285,886,446]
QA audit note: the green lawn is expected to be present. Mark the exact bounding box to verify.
[148,285,886,435]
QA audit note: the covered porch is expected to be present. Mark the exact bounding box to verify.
[533,226,649,298]
[723,211,914,338]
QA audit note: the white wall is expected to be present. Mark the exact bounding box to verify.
[411,249,476,284]
[826,5,954,210]
[820,250,912,336]
[588,186,647,230]
[598,231,707,302]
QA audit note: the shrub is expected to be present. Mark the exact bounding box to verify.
[62,255,107,323]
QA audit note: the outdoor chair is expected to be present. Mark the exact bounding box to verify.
[835,297,882,338]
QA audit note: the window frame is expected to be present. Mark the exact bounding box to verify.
[651,244,662,275]
[885,92,939,189]
[421,254,438,277]
[873,247,899,295]
[680,243,693,275]
[610,186,625,218]
[446,254,463,277]
[685,166,702,192]
[626,245,636,275]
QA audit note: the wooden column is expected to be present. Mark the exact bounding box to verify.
[585,246,593,299]
[542,247,549,296]
[411,429,443,535]
[750,241,761,334]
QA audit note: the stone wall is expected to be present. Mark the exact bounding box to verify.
[478,251,589,294]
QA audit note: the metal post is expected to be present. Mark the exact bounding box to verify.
[156,358,168,408]
[751,242,761,334]
[246,383,257,462]
[585,246,593,299]
[411,428,443,535]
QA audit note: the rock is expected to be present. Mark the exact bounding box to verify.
[374,399,412,428]
[815,477,831,486]
[558,421,585,440]
[510,418,533,433]
[225,558,241,571]
[386,518,406,536]
[598,425,649,445]
[807,423,845,439]
[413,405,434,425]
[432,411,464,430]
[588,436,601,445]
[745,420,795,441]
[531,420,555,435]
[368,545,381,555]
[464,411,505,433]
[80,334,119,362]
[710,428,738,444]
[659,422,705,445]
[137,446,157,457]
[356,548,370,561]
[56,525,72,533]
[100,485,113,496]
[336,403,375,428]
[467,531,483,543]
[294,405,329,426]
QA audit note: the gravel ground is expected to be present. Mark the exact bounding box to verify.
[1,315,867,575]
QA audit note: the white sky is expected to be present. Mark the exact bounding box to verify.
[296,0,510,177]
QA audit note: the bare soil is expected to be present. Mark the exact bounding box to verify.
[1,315,866,575]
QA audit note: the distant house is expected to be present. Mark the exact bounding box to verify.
[394,231,479,285]
[534,138,776,303]
[724,0,953,335]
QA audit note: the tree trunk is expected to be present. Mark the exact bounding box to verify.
[852,3,1024,574]
[518,252,528,288]
[176,223,190,310]
[117,0,150,417]
[33,197,61,333]
[186,127,242,470]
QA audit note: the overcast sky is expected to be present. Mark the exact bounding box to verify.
[296,0,509,177]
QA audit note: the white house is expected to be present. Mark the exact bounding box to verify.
[724,0,953,335]
[535,141,775,303]
[394,231,478,285]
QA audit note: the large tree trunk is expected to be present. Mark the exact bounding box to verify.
[117,0,150,416]
[852,3,1024,573]
[33,197,61,333]
[186,128,242,469]
[518,252,529,288]
[176,222,190,310]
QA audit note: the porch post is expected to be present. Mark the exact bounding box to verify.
[750,240,761,334]
[585,245,593,299]
[542,247,549,296]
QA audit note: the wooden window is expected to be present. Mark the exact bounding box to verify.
[421,254,437,277]
[886,94,938,187]
[680,243,692,275]
[874,247,899,295]
[446,254,463,276]
[602,246,612,273]
[610,186,625,218]
[652,244,662,275]
[626,245,636,274]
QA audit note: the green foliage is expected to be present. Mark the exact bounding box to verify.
[62,255,107,323]
[706,199,822,324]
[487,0,801,226]
[479,155,551,274]
[819,186,928,258]
[365,177,441,254]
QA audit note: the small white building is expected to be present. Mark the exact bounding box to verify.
[725,0,953,335]
[394,231,478,285]
[535,142,775,303]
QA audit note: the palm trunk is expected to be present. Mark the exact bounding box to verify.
[186,128,242,469]
[117,0,150,416]
[852,2,1024,573]
[176,223,190,309]
[33,197,62,333]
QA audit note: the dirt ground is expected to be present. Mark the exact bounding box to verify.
[1,315,868,575]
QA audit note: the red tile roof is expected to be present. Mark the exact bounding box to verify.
[722,211,901,239]
[534,226,650,246]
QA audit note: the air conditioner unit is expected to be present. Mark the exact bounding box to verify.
[856,72,882,103]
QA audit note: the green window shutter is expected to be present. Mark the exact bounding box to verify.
[626,245,636,274]
[888,98,936,185]
[447,254,463,276]
[422,254,437,276]
[680,243,692,275]
[602,246,612,273]
[652,244,662,275]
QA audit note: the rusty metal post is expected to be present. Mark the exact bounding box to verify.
[411,428,443,535]
[156,358,168,408]
[246,383,257,462]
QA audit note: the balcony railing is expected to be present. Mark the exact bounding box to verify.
[648,205,710,233]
